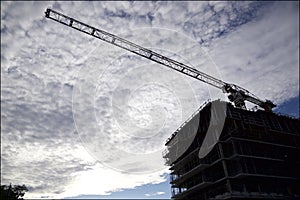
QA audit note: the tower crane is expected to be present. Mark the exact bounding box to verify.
[44,8,276,112]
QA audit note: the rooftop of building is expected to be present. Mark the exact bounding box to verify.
[165,99,299,146]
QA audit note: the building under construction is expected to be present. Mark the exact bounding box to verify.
[163,100,300,200]
[44,9,300,200]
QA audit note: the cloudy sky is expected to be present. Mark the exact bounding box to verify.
[1,1,299,199]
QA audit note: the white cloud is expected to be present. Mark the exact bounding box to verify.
[145,191,165,197]
[206,1,299,105]
[1,1,298,199]
[23,162,168,199]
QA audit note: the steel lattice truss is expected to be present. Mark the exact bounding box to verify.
[45,8,276,111]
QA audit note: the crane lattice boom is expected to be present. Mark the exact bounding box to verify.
[44,8,276,111]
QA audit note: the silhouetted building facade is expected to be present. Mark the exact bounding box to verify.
[163,100,300,200]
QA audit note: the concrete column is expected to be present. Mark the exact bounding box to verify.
[218,143,232,193]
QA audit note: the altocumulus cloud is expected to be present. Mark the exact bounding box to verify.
[1,1,299,199]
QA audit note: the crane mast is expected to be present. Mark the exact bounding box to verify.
[44,8,276,111]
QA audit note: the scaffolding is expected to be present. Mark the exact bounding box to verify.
[163,100,300,200]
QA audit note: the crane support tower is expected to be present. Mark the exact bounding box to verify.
[44,8,276,112]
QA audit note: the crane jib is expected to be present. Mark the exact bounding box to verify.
[44,8,224,88]
[44,8,276,111]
